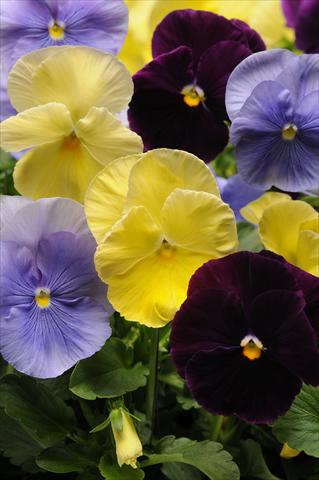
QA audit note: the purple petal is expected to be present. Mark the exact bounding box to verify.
[170,289,247,377]
[230,19,266,52]
[294,0,319,53]
[250,290,319,385]
[185,347,302,423]
[281,0,301,27]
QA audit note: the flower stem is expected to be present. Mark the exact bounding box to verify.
[146,327,160,433]
[211,415,224,442]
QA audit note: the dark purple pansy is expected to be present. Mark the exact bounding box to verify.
[128,9,265,163]
[281,0,319,53]
[170,251,319,424]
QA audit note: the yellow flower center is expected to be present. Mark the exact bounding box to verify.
[35,288,51,309]
[240,335,263,361]
[62,133,80,150]
[181,85,205,107]
[159,240,176,259]
[48,21,65,40]
[282,123,298,141]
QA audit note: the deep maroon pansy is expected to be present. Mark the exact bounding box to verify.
[170,251,319,424]
[128,9,265,163]
[282,0,319,53]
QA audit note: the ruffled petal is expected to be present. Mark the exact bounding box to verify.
[296,230,319,277]
[240,192,291,224]
[161,188,237,255]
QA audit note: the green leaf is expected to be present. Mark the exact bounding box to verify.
[237,440,281,480]
[99,454,145,479]
[237,221,263,252]
[0,375,76,446]
[70,338,149,400]
[272,385,319,458]
[37,445,96,473]
[161,462,202,480]
[0,408,44,470]
[141,436,240,480]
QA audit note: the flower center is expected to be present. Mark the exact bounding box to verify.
[240,335,263,361]
[62,133,80,150]
[159,240,176,259]
[282,123,298,141]
[48,20,65,40]
[35,288,51,309]
[181,85,205,107]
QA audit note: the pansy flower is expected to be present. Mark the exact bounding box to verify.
[282,0,319,53]
[85,148,238,327]
[170,251,319,423]
[128,9,265,162]
[0,46,142,202]
[241,193,319,276]
[226,49,319,191]
[0,196,112,378]
[0,0,128,119]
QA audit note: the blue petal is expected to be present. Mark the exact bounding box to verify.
[220,174,264,221]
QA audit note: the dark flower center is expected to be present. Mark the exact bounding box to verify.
[181,85,205,107]
[282,123,298,141]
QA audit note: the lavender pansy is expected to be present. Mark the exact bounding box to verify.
[170,251,319,424]
[0,0,128,120]
[282,0,319,53]
[226,50,319,191]
[0,196,112,378]
[128,9,265,163]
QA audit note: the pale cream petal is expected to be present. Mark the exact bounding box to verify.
[75,107,142,165]
[161,188,238,256]
[8,46,67,112]
[13,140,102,203]
[84,154,142,243]
[259,200,318,264]
[95,206,162,278]
[31,46,133,121]
[1,103,73,151]
[125,148,219,224]
[296,230,319,277]
[240,192,292,224]
[106,247,213,327]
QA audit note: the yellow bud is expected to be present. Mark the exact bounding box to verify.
[111,409,143,469]
[280,443,300,459]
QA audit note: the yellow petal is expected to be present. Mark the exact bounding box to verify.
[259,200,318,265]
[8,46,64,112]
[84,154,142,243]
[75,106,142,165]
[240,192,291,225]
[162,188,238,256]
[280,443,300,459]
[126,148,219,225]
[95,206,162,278]
[301,217,319,234]
[31,46,133,121]
[106,247,213,327]
[296,230,319,277]
[13,139,102,203]
[0,103,73,151]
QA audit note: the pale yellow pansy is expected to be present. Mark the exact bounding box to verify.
[242,193,319,276]
[86,149,238,327]
[0,46,142,202]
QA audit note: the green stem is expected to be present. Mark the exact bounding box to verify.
[146,327,160,431]
[211,415,224,442]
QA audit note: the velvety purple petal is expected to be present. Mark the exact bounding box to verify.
[230,19,266,52]
[129,47,229,161]
[294,0,319,52]
[152,9,245,67]
[225,49,296,120]
[185,347,302,423]
[281,0,300,27]
[197,40,252,117]
[230,81,319,191]
[0,298,111,378]
[170,289,247,377]
[219,174,265,221]
[36,231,107,305]
[250,290,319,385]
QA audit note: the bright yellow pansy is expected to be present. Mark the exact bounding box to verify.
[85,149,238,327]
[0,46,142,202]
[120,0,293,73]
[242,193,319,276]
